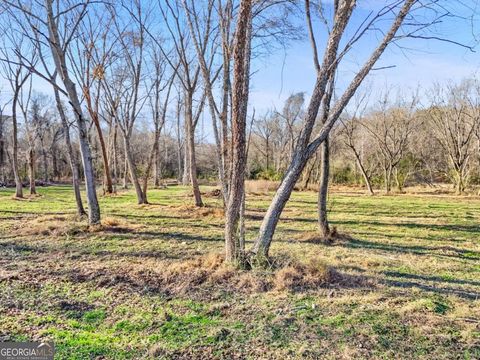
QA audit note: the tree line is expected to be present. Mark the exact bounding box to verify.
[0,0,475,264]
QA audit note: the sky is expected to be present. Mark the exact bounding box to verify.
[249,1,480,113]
[1,0,479,139]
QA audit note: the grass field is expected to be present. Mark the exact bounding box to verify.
[0,185,479,359]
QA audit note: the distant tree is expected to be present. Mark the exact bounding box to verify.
[428,81,480,194]
[1,0,101,223]
[363,91,419,194]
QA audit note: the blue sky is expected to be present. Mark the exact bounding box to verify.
[249,1,480,113]
[1,1,479,127]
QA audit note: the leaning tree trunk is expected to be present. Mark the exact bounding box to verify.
[90,111,113,194]
[318,136,330,238]
[46,0,100,224]
[123,136,147,204]
[11,91,23,198]
[54,86,86,217]
[353,151,374,195]
[28,146,36,195]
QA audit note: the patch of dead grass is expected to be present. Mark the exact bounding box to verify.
[245,180,279,194]
[12,215,140,237]
[64,253,370,298]
[170,204,224,219]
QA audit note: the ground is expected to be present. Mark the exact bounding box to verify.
[0,185,479,359]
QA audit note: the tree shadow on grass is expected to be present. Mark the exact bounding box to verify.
[384,277,480,300]
[384,271,480,288]
[331,236,479,262]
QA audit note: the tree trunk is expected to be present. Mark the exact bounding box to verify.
[384,166,392,194]
[142,131,160,199]
[47,0,100,224]
[54,85,86,217]
[112,122,118,193]
[394,167,403,192]
[11,91,23,198]
[124,136,147,204]
[185,93,203,207]
[182,136,190,186]
[225,0,252,263]
[42,147,48,182]
[28,147,36,195]
[318,137,330,238]
[353,152,374,195]
[90,111,113,194]
[154,140,161,187]
[51,145,59,181]
[122,142,129,189]
[455,170,464,195]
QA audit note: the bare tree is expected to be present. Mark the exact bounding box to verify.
[363,91,419,194]
[428,81,480,194]
[69,8,114,194]
[142,51,176,196]
[0,21,36,198]
[1,0,101,223]
[158,0,210,207]
[224,0,253,263]
[341,116,376,196]
[251,0,433,259]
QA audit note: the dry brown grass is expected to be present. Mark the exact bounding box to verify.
[13,214,86,237]
[245,180,279,194]
[171,204,224,218]
[295,228,342,245]
[45,252,361,299]
[12,214,141,237]
[274,258,340,291]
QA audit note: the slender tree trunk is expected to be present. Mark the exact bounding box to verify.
[41,146,48,182]
[28,147,36,195]
[185,93,203,207]
[11,92,23,198]
[154,141,161,187]
[182,136,190,186]
[90,112,113,194]
[122,141,129,189]
[353,151,374,195]
[318,137,330,237]
[47,0,100,224]
[142,131,160,199]
[112,123,118,193]
[54,86,86,217]
[123,136,147,204]
[52,146,59,181]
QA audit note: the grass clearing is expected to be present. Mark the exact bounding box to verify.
[0,185,479,359]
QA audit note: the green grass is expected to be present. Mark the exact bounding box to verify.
[0,185,479,359]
